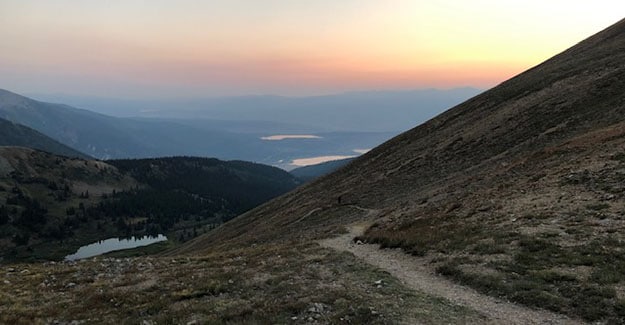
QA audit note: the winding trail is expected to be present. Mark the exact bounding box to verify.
[319,212,582,325]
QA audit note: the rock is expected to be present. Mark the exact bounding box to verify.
[308,302,328,314]
[603,194,616,201]
[445,202,462,213]
[3,280,10,285]
[374,279,383,285]
[356,240,364,245]
[7,267,15,273]
[477,205,491,212]
[291,316,298,320]
[49,320,82,325]
[186,320,198,325]
[20,269,30,274]
[66,282,76,288]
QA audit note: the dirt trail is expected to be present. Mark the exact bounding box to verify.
[319,216,582,325]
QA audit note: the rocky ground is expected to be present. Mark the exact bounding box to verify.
[1,242,483,324]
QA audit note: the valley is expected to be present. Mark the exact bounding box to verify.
[0,148,299,262]
[0,89,461,169]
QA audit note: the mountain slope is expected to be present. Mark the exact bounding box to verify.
[0,118,89,159]
[108,157,300,215]
[0,89,256,159]
[0,148,299,261]
[174,18,625,322]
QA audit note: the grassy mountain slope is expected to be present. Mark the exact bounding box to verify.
[108,157,300,218]
[0,149,298,261]
[0,118,89,159]
[0,147,137,260]
[174,18,625,322]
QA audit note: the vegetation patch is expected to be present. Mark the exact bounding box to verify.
[362,214,494,256]
[361,202,625,323]
[433,235,625,322]
[0,154,298,262]
[611,152,625,162]
[586,203,610,211]
[0,243,482,324]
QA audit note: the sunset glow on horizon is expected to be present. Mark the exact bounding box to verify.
[1,1,624,98]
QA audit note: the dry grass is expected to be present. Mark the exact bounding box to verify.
[1,242,481,324]
[360,131,625,322]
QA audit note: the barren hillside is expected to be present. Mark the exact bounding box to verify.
[174,18,625,322]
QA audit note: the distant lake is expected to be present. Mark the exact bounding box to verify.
[288,148,372,168]
[291,155,356,167]
[65,234,167,261]
[261,134,322,141]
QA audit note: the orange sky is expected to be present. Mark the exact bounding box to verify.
[0,1,623,98]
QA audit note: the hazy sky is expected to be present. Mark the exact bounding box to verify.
[1,1,623,98]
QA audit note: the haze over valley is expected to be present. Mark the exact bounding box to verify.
[0,88,481,170]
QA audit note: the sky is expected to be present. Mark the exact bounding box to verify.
[0,1,624,98]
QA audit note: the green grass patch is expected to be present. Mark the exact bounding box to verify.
[611,152,625,162]
[586,203,610,211]
[437,235,625,321]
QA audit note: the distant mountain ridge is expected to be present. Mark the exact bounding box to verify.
[0,89,398,166]
[30,88,482,132]
[0,117,89,159]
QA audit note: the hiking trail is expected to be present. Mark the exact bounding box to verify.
[319,208,581,324]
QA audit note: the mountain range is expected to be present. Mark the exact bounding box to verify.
[30,88,482,132]
[0,117,88,159]
[1,89,431,167]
